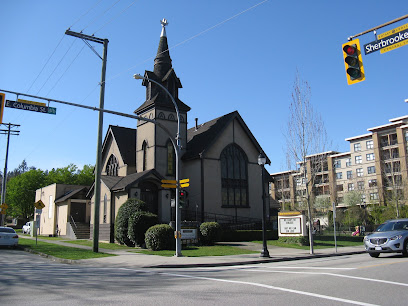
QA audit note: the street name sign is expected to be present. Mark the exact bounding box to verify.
[5,100,57,115]
[364,22,408,55]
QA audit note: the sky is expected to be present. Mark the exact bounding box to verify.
[1,0,408,176]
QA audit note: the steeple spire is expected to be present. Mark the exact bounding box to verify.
[154,18,172,78]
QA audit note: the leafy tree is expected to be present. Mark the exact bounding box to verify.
[76,164,94,185]
[5,169,46,221]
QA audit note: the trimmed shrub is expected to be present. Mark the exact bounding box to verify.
[199,222,222,246]
[128,211,159,246]
[114,198,149,246]
[145,224,174,251]
[278,236,308,246]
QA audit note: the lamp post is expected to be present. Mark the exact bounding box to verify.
[133,73,182,257]
[258,152,270,258]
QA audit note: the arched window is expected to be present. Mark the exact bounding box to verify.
[142,141,147,171]
[158,112,165,119]
[106,154,119,176]
[168,113,175,121]
[220,144,248,207]
[166,139,175,175]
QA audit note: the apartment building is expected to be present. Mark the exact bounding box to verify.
[270,115,408,210]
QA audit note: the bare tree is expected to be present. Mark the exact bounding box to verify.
[381,158,405,218]
[285,72,331,255]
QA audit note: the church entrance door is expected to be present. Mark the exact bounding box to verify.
[139,181,158,215]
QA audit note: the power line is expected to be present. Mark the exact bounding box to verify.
[93,0,140,35]
[69,0,104,29]
[81,0,122,32]
[103,0,269,84]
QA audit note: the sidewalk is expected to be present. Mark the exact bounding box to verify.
[20,236,366,269]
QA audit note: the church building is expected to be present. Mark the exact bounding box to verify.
[89,20,271,242]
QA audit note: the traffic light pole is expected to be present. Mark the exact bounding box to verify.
[348,14,408,40]
[0,123,20,225]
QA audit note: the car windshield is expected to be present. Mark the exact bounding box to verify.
[376,221,408,232]
[0,227,16,233]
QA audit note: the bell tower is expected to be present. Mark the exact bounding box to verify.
[135,19,191,177]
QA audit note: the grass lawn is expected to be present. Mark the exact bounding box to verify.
[64,239,132,250]
[134,245,259,257]
[18,238,115,260]
[252,235,364,250]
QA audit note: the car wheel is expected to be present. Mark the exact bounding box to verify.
[403,240,408,257]
[369,252,380,258]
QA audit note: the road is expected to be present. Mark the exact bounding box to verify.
[1,249,408,305]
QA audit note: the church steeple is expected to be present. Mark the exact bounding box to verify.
[154,19,172,78]
[135,19,191,115]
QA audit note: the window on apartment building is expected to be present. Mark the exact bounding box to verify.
[346,158,352,167]
[348,183,354,191]
[336,184,343,191]
[366,153,374,161]
[296,178,301,186]
[355,156,362,164]
[366,140,374,149]
[333,160,341,168]
[356,168,363,177]
[370,192,379,200]
[336,172,342,179]
[357,181,364,190]
[390,133,398,145]
[354,143,361,151]
[347,170,353,179]
[391,148,399,158]
[393,161,401,172]
[367,166,376,174]
[368,179,377,187]
[337,196,344,203]
[361,194,366,203]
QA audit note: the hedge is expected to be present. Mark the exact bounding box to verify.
[145,224,174,251]
[114,198,149,246]
[199,222,222,245]
[128,211,159,246]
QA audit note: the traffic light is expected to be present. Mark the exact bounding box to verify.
[179,189,186,208]
[0,93,5,124]
[342,38,365,85]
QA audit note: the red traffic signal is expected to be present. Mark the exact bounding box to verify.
[341,39,365,85]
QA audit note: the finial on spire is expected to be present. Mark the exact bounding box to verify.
[160,18,168,37]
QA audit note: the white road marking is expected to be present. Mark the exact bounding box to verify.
[159,271,378,306]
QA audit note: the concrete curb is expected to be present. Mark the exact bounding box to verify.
[145,251,366,268]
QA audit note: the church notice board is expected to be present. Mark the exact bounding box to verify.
[278,212,307,237]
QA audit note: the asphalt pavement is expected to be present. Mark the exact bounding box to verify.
[19,235,366,269]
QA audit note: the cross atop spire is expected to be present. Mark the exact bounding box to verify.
[160,18,168,37]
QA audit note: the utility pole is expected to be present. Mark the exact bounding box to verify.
[65,29,108,253]
[0,123,20,226]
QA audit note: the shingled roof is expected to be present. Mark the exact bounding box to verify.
[183,111,270,163]
[103,125,136,168]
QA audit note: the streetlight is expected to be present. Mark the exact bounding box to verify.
[258,152,270,258]
[133,73,182,257]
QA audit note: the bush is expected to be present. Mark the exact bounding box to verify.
[114,198,149,246]
[128,211,159,246]
[199,222,222,246]
[145,224,174,251]
[278,236,308,246]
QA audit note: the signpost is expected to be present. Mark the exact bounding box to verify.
[5,100,56,115]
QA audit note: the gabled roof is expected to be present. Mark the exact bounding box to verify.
[102,125,136,167]
[183,111,270,163]
[55,186,89,203]
[102,169,164,192]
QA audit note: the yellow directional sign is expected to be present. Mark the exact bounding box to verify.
[34,200,45,209]
[17,99,46,106]
[179,178,190,184]
[161,179,177,184]
[0,203,8,210]
[161,183,178,188]
[180,183,189,188]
